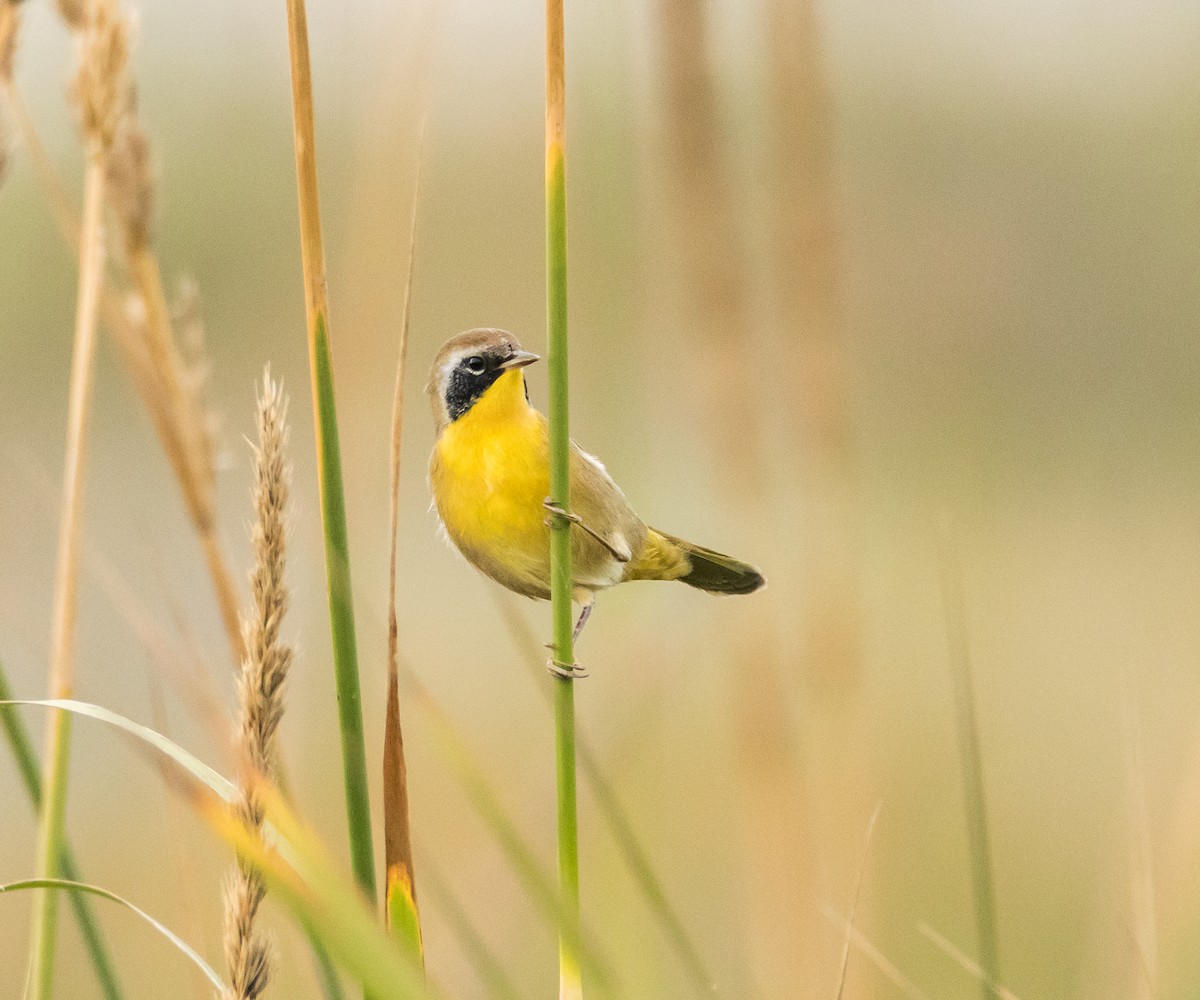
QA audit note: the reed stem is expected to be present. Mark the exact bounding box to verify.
[545,2,582,997]
[28,151,107,1000]
[0,659,125,1000]
[282,0,376,904]
[383,160,423,961]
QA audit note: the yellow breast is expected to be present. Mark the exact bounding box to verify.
[430,370,552,596]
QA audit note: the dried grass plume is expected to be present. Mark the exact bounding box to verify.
[222,369,293,1000]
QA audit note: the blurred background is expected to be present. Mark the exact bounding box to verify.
[3,0,1200,997]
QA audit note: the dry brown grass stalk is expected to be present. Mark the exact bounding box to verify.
[0,0,19,182]
[29,0,131,993]
[383,152,422,929]
[37,0,244,665]
[0,0,18,84]
[222,371,294,1000]
[6,83,81,246]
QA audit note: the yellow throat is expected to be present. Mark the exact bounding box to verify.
[431,369,550,574]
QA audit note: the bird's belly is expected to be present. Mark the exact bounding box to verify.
[432,419,552,597]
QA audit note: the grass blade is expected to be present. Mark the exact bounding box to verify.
[494,596,718,995]
[282,0,376,902]
[2,879,225,991]
[0,663,126,1000]
[835,803,881,1000]
[820,906,934,1000]
[918,924,1022,1000]
[939,533,1002,1000]
[2,699,235,800]
[386,873,423,963]
[383,152,424,960]
[199,780,432,1000]
[544,1,582,997]
[6,698,420,997]
[412,682,613,993]
[29,77,111,1000]
[418,862,523,1000]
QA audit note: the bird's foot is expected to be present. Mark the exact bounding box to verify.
[542,498,630,562]
[546,656,588,680]
[542,498,581,528]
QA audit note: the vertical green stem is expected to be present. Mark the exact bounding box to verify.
[2,661,126,1000]
[546,2,582,997]
[283,0,376,905]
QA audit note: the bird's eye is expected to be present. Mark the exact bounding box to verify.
[464,356,486,375]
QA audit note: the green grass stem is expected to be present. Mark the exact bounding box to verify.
[312,314,376,901]
[412,682,613,992]
[545,2,583,998]
[0,663,125,1000]
[283,0,376,904]
[494,596,719,996]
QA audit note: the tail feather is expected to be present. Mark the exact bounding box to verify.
[655,530,765,595]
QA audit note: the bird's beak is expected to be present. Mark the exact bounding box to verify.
[499,350,540,370]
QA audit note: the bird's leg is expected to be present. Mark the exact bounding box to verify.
[572,601,594,645]
[544,591,595,679]
[542,498,630,562]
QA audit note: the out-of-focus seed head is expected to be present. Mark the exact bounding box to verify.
[71,0,132,153]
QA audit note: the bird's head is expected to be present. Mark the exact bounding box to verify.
[426,328,540,433]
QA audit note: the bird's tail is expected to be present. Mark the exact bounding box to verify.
[651,530,765,595]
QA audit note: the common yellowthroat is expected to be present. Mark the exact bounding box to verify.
[427,328,764,662]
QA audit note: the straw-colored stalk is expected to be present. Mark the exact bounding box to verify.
[0,0,19,181]
[28,2,128,996]
[222,372,294,1000]
[544,2,582,998]
[103,69,242,665]
[282,0,376,903]
[29,0,245,668]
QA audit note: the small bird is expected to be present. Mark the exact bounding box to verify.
[427,328,764,671]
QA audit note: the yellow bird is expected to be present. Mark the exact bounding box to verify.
[427,328,764,667]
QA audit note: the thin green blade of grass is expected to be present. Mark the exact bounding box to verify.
[7,697,423,998]
[938,534,1002,1000]
[544,1,582,998]
[386,873,423,963]
[283,0,376,903]
[835,803,882,1000]
[198,780,432,1000]
[819,907,934,1000]
[0,664,126,1000]
[309,925,349,1000]
[418,860,524,1000]
[494,596,719,996]
[411,681,614,994]
[3,699,235,799]
[2,879,225,992]
[917,924,1022,1000]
